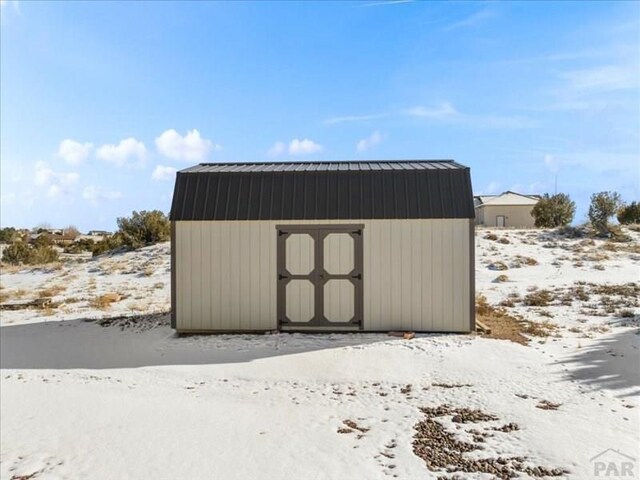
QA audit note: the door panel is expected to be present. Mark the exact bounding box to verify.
[324,233,354,274]
[285,233,314,275]
[285,279,315,322]
[324,279,354,322]
[276,224,364,330]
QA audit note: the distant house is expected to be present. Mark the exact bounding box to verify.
[88,230,111,236]
[474,191,540,228]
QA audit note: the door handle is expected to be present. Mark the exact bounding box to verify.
[351,273,362,280]
[278,274,289,280]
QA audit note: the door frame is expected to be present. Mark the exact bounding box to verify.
[276,224,364,331]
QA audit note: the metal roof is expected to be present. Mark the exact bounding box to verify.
[181,160,465,173]
[170,160,474,221]
[474,191,540,207]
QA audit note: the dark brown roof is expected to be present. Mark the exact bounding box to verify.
[170,160,474,221]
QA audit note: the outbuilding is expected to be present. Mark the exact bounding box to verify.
[169,160,475,333]
[474,191,540,228]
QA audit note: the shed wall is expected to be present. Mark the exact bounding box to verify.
[476,205,535,228]
[174,219,473,332]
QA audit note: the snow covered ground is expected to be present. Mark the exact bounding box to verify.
[1,229,638,479]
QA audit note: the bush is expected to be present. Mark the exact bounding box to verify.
[2,242,59,265]
[588,191,622,235]
[617,201,640,225]
[91,234,124,257]
[63,238,95,254]
[0,227,18,243]
[531,193,576,228]
[116,210,170,249]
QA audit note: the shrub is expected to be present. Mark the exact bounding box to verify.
[64,238,95,254]
[523,289,555,306]
[617,201,640,225]
[1,242,59,265]
[91,234,124,257]
[0,227,18,243]
[588,191,622,235]
[531,193,576,228]
[117,210,170,249]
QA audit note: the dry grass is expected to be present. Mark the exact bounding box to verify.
[522,320,558,337]
[153,282,165,289]
[523,289,555,306]
[0,289,29,303]
[475,295,528,345]
[497,237,511,244]
[90,293,121,310]
[494,274,509,283]
[483,233,498,241]
[37,284,67,298]
[488,261,508,271]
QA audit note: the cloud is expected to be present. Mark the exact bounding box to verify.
[268,138,323,157]
[561,65,637,93]
[326,102,533,129]
[404,102,459,120]
[356,131,386,152]
[324,113,387,125]
[151,165,177,181]
[57,139,93,165]
[444,8,497,31]
[82,185,123,206]
[33,161,79,198]
[155,129,219,162]
[544,154,560,173]
[288,138,323,155]
[267,141,286,157]
[96,137,147,167]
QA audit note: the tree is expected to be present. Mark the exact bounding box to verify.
[63,225,81,239]
[0,227,17,243]
[116,210,170,249]
[531,193,576,228]
[588,191,622,235]
[617,201,640,225]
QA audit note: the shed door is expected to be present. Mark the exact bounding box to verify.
[496,215,506,227]
[277,225,364,330]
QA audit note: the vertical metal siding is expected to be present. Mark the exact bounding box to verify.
[175,218,472,332]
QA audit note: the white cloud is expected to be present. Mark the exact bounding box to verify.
[96,137,147,167]
[561,65,637,93]
[57,139,93,165]
[151,165,177,181]
[34,161,79,199]
[324,113,387,125]
[288,138,323,155]
[544,154,560,173]
[155,129,218,162]
[267,141,286,157]
[444,8,497,31]
[34,164,79,198]
[404,102,459,119]
[83,185,123,206]
[356,131,386,152]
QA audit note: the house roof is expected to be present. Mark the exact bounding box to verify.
[474,191,540,207]
[170,160,475,221]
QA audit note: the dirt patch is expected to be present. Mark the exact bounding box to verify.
[412,405,567,479]
[94,312,170,331]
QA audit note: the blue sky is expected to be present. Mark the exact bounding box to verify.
[1,0,638,231]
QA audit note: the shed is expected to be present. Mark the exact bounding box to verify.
[169,160,475,333]
[474,191,540,228]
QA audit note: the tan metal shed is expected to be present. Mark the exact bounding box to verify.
[169,160,475,333]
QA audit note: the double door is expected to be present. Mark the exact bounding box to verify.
[276,224,364,330]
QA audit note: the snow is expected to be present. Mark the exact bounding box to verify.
[1,229,639,479]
